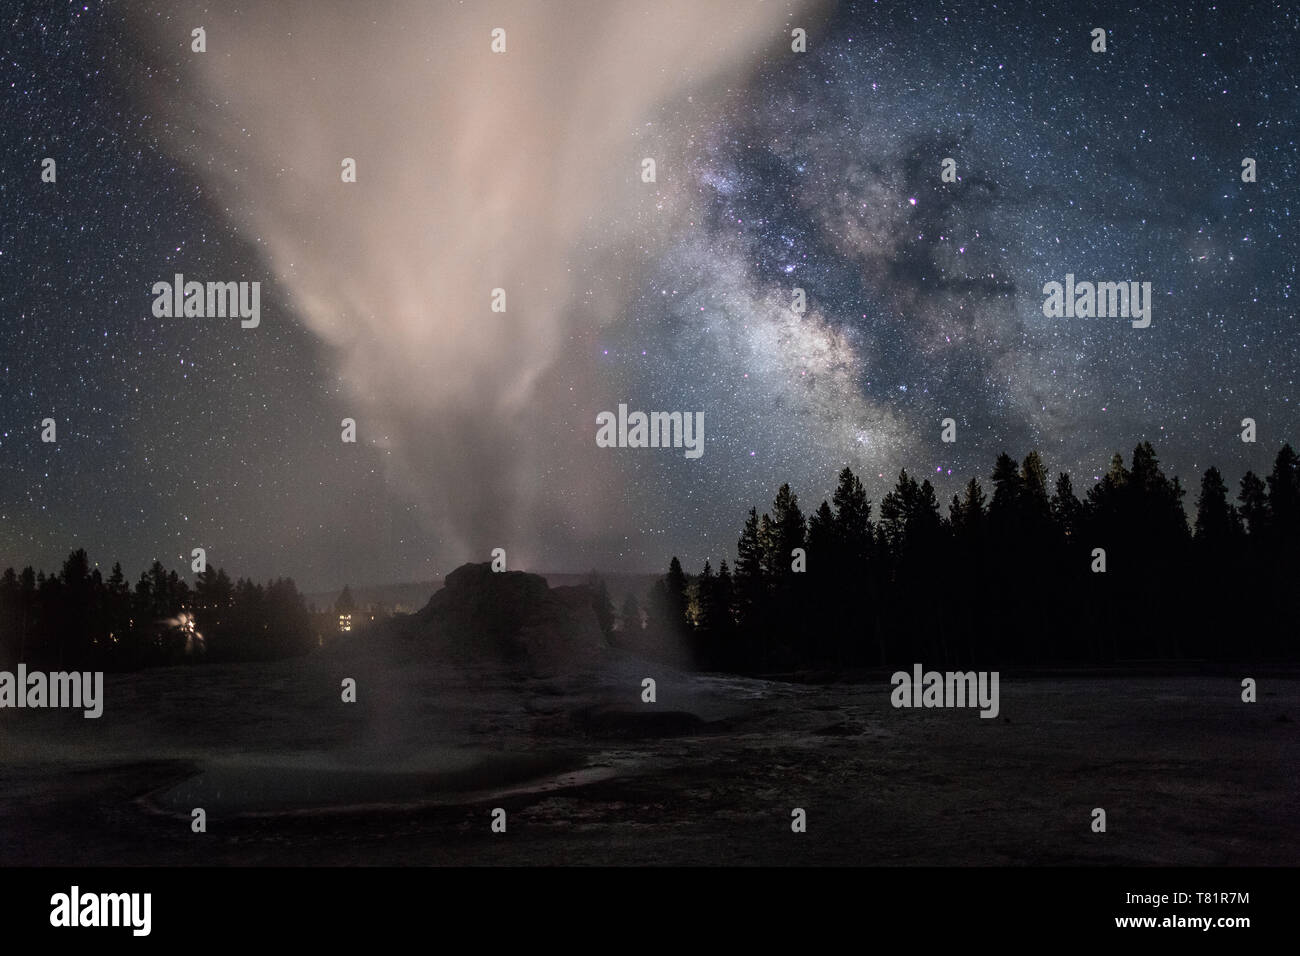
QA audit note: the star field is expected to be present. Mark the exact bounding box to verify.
[2,0,1297,590]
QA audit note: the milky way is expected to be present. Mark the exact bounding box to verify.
[2,0,1297,589]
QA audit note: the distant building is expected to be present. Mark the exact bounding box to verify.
[335,585,357,634]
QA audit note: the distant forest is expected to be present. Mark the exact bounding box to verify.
[0,555,314,670]
[637,442,1299,671]
[6,441,1295,675]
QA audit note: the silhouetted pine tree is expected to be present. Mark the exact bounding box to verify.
[713,558,736,647]
[1266,444,1299,540]
[1238,471,1269,537]
[831,467,879,664]
[692,560,715,632]
[988,452,1025,532]
[1194,467,1238,544]
[765,483,807,667]
[733,508,766,658]
[1050,472,1082,541]
[665,557,689,630]
[950,477,987,538]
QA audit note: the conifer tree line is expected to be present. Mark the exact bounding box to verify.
[0,551,315,669]
[641,442,1299,670]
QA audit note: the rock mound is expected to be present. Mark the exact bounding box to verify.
[410,563,608,673]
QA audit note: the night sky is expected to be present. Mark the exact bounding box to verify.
[2,0,1297,592]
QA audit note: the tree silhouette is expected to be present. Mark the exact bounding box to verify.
[648,440,1294,674]
[1194,467,1238,544]
[733,508,766,645]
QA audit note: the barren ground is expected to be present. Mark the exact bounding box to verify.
[1,649,1295,866]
